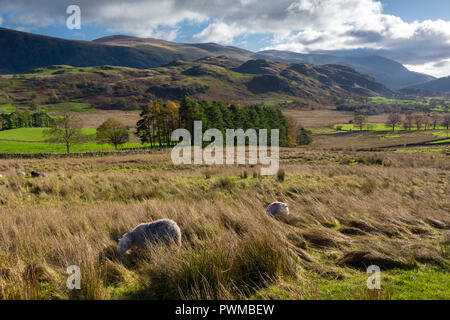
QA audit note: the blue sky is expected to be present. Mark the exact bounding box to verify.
[1,0,450,77]
[382,0,450,22]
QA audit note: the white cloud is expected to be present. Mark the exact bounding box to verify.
[193,22,242,44]
[406,59,450,79]
[1,0,450,76]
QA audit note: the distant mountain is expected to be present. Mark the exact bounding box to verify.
[93,35,258,62]
[0,28,257,74]
[0,28,165,74]
[405,76,450,93]
[257,50,434,89]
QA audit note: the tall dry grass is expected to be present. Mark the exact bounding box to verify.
[0,148,448,299]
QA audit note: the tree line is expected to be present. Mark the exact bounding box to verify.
[136,97,297,147]
[0,110,54,130]
[387,112,450,131]
[351,111,450,132]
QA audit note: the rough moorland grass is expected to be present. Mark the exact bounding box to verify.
[0,148,448,300]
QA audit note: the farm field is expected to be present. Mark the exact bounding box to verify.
[310,129,449,150]
[0,128,97,142]
[0,141,151,154]
[0,126,150,154]
[283,109,450,150]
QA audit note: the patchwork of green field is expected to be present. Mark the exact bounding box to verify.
[0,128,97,142]
[369,96,426,105]
[308,123,450,150]
[368,96,450,108]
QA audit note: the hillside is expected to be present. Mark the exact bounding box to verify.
[258,50,434,89]
[94,35,257,62]
[0,58,396,111]
[405,76,450,93]
[0,28,257,74]
[0,28,167,74]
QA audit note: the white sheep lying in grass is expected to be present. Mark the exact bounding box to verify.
[118,219,181,255]
[266,202,290,216]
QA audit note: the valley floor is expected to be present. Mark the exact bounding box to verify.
[0,148,448,299]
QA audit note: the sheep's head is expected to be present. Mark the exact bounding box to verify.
[118,234,132,255]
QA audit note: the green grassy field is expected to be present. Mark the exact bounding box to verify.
[42,102,95,113]
[369,96,429,105]
[0,104,17,112]
[310,267,449,300]
[0,127,171,153]
[0,140,151,153]
[0,128,97,142]
[0,127,153,153]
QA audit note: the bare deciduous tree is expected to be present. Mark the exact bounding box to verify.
[44,113,84,154]
[354,114,368,131]
[386,113,402,131]
[413,113,425,131]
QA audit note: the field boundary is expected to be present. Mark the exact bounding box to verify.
[379,138,450,149]
[0,146,170,159]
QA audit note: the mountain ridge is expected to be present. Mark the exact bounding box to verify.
[405,76,450,93]
[0,27,432,91]
[257,50,435,89]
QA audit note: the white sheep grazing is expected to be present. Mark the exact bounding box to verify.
[119,219,181,255]
[266,202,290,216]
